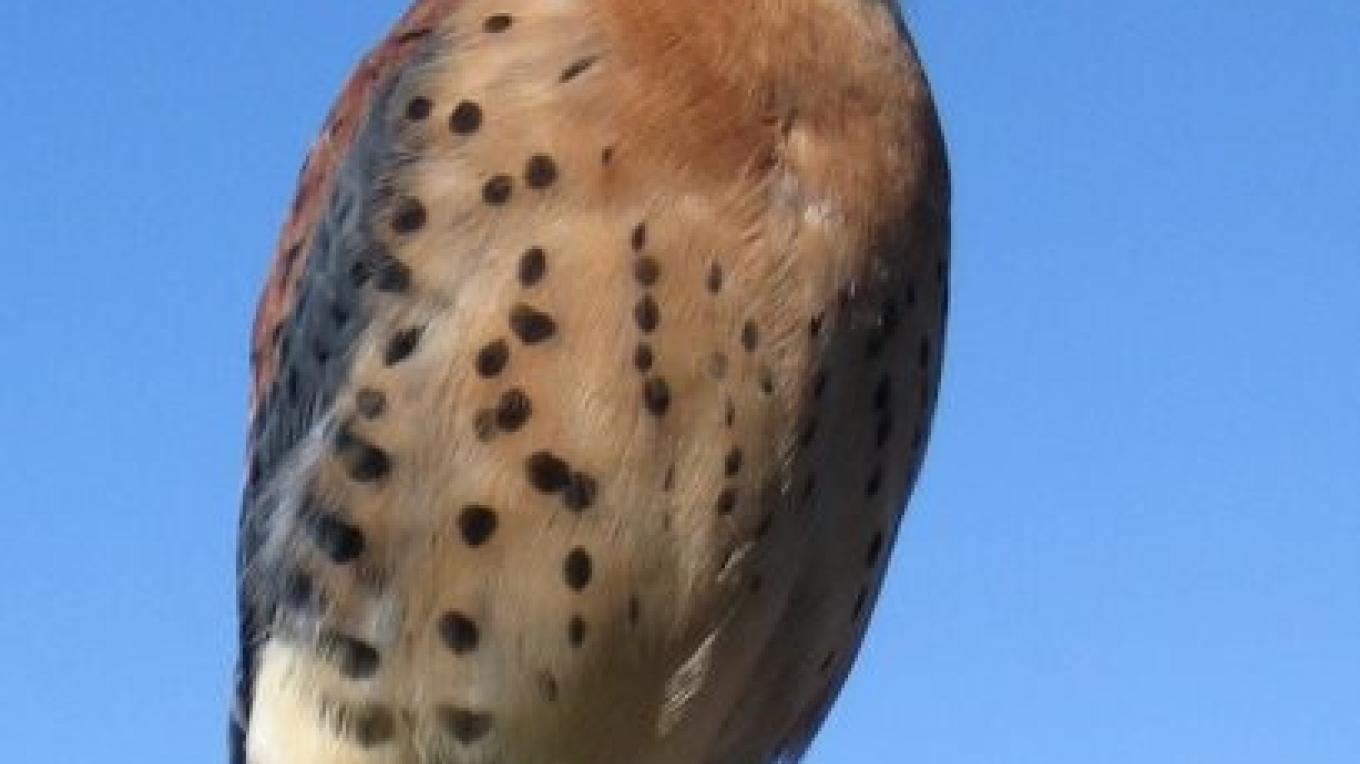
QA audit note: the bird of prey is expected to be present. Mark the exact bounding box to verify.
[233,1,948,762]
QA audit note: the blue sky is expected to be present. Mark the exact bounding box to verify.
[1,1,1357,762]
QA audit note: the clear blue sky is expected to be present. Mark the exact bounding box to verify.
[1,2,1356,762]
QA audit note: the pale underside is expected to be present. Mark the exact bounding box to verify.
[237,1,948,763]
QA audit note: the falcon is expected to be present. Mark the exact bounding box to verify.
[234,1,949,762]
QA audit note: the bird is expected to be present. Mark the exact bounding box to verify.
[233,1,948,762]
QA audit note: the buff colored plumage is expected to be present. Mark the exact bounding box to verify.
[235,1,948,762]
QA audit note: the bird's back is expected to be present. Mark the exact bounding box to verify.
[235,1,948,762]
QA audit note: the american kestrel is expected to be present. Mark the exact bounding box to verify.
[234,1,948,762]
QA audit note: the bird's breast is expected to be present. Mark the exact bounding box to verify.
[242,1,947,762]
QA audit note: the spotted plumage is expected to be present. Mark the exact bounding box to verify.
[235,1,949,763]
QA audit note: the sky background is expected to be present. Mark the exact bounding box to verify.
[1,1,1357,762]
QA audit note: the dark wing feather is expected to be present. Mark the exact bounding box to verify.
[233,4,460,761]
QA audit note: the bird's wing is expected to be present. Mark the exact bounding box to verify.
[233,4,459,761]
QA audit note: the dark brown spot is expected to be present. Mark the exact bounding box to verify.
[634,295,660,333]
[563,472,598,511]
[724,448,743,477]
[510,304,557,343]
[643,376,670,416]
[634,343,654,372]
[283,570,315,611]
[373,253,412,293]
[356,388,386,419]
[391,197,426,234]
[384,325,424,366]
[759,367,776,395]
[347,704,396,746]
[519,247,547,286]
[439,706,494,744]
[343,261,370,292]
[335,425,392,483]
[305,508,365,564]
[631,223,647,251]
[406,97,432,121]
[320,630,380,679]
[706,263,724,293]
[397,28,433,45]
[459,505,498,547]
[483,13,513,33]
[601,146,615,165]
[483,175,514,205]
[634,256,660,286]
[716,488,736,515]
[526,451,570,494]
[741,321,759,352]
[449,100,483,134]
[476,339,510,377]
[564,548,592,591]
[628,595,641,625]
[438,611,480,654]
[568,615,587,647]
[524,154,558,189]
[495,388,533,432]
[725,398,736,428]
[560,56,598,82]
[810,313,824,338]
